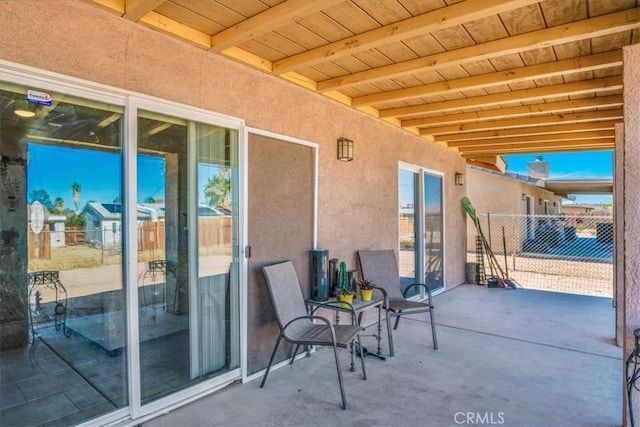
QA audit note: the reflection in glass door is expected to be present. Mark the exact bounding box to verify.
[398,170,417,293]
[136,111,239,405]
[398,166,445,296]
[2,83,128,426]
[423,173,444,292]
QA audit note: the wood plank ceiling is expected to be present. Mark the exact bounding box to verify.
[88,0,639,171]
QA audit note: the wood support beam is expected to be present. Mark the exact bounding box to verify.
[401,95,623,128]
[211,0,344,53]
[420,109,623,135]
[123,0,165,22]
[380,75,622,118]
[436,121,619,143]
[139,11,213,48]
[272,0,537,75]
[449,131,614,148]
[353,51,622,107]
[317,8,640,92]
[461,139,614,156]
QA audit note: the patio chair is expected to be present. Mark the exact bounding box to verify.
[357,250,438,357]
[260,261,366,409]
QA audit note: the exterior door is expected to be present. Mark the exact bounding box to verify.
[246,131,316,375]
[398,166,445,296]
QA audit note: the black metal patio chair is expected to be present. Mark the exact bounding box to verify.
[260,261,366,409]
[357,249,438,357]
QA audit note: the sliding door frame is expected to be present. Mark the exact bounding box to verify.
[399,161,447,298]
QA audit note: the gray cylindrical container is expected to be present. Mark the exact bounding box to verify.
[310,250,329,301]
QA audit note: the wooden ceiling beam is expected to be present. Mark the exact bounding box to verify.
[435,121,619,142]
[353,50,622,107]
[449,131,614,147]
[210,0,344,53]
[318,8,640,92]
[401,95,623,128]
[272,0,537,75]
[380,75,622,118]
[123,0,165,22]
[460,140,614,156]
[421,109,623,135]
[138,11,213,48]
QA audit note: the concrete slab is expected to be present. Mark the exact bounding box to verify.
[144,285,621,427]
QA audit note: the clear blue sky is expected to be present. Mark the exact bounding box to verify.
[504,151,614,205]
[28,144,221,209]
[28,144,166,207]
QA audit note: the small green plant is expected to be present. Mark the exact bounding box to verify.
[357,279,375,290]
[399,239,414,249]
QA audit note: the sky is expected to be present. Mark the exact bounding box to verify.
[27,144,221,210]
[504,150,614,205]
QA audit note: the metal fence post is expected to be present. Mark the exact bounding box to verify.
[512,213,516,272]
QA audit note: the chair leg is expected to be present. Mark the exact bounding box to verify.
[385,307,394,357]
[394,311,402,329]
[349,341,355,371]
[290,344,300,365]
[332,342,347,409]
[356,334,367,380]
[429,308,438,350]
[260,333,283,388]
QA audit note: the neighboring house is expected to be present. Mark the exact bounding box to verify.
[466,163,563,251]
[562,204,612,215]
[82,203,160,249]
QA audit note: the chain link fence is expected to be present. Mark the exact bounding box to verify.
[466,213,613,298]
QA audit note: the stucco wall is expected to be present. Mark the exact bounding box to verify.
[623,43,640,427]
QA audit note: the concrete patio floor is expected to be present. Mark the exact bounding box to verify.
[144,285,621,427]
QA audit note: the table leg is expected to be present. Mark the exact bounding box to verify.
[377,304,382,355]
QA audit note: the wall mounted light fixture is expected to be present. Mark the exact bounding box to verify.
[521,193,527,201]
[539,198,543,205]
[337,137,353,161]
[454,172,464,186]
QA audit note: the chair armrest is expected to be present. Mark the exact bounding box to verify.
[282,315,338,343]
[372,286,389,307]
[402,283,434,306]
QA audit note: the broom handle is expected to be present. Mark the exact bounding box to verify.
[502,226,509,277]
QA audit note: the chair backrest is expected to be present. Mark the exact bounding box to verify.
[262,261,311,337]
[357,250,405,300]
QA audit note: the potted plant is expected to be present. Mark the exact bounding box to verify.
[357,279,375,302]
[337,262,353,305]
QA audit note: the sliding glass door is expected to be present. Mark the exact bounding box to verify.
[135,109,240,405]
[0,75,242,427]
[398,166,445,296]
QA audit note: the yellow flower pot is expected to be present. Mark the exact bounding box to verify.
[338,293,353,305]
[360,288,373,302]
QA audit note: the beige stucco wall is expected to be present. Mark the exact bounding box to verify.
[0,4,466,281]
[623,43,640,427]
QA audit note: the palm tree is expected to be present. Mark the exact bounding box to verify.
[54,197,64,214]
[71,182,81,212]
[203,168,230,210]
